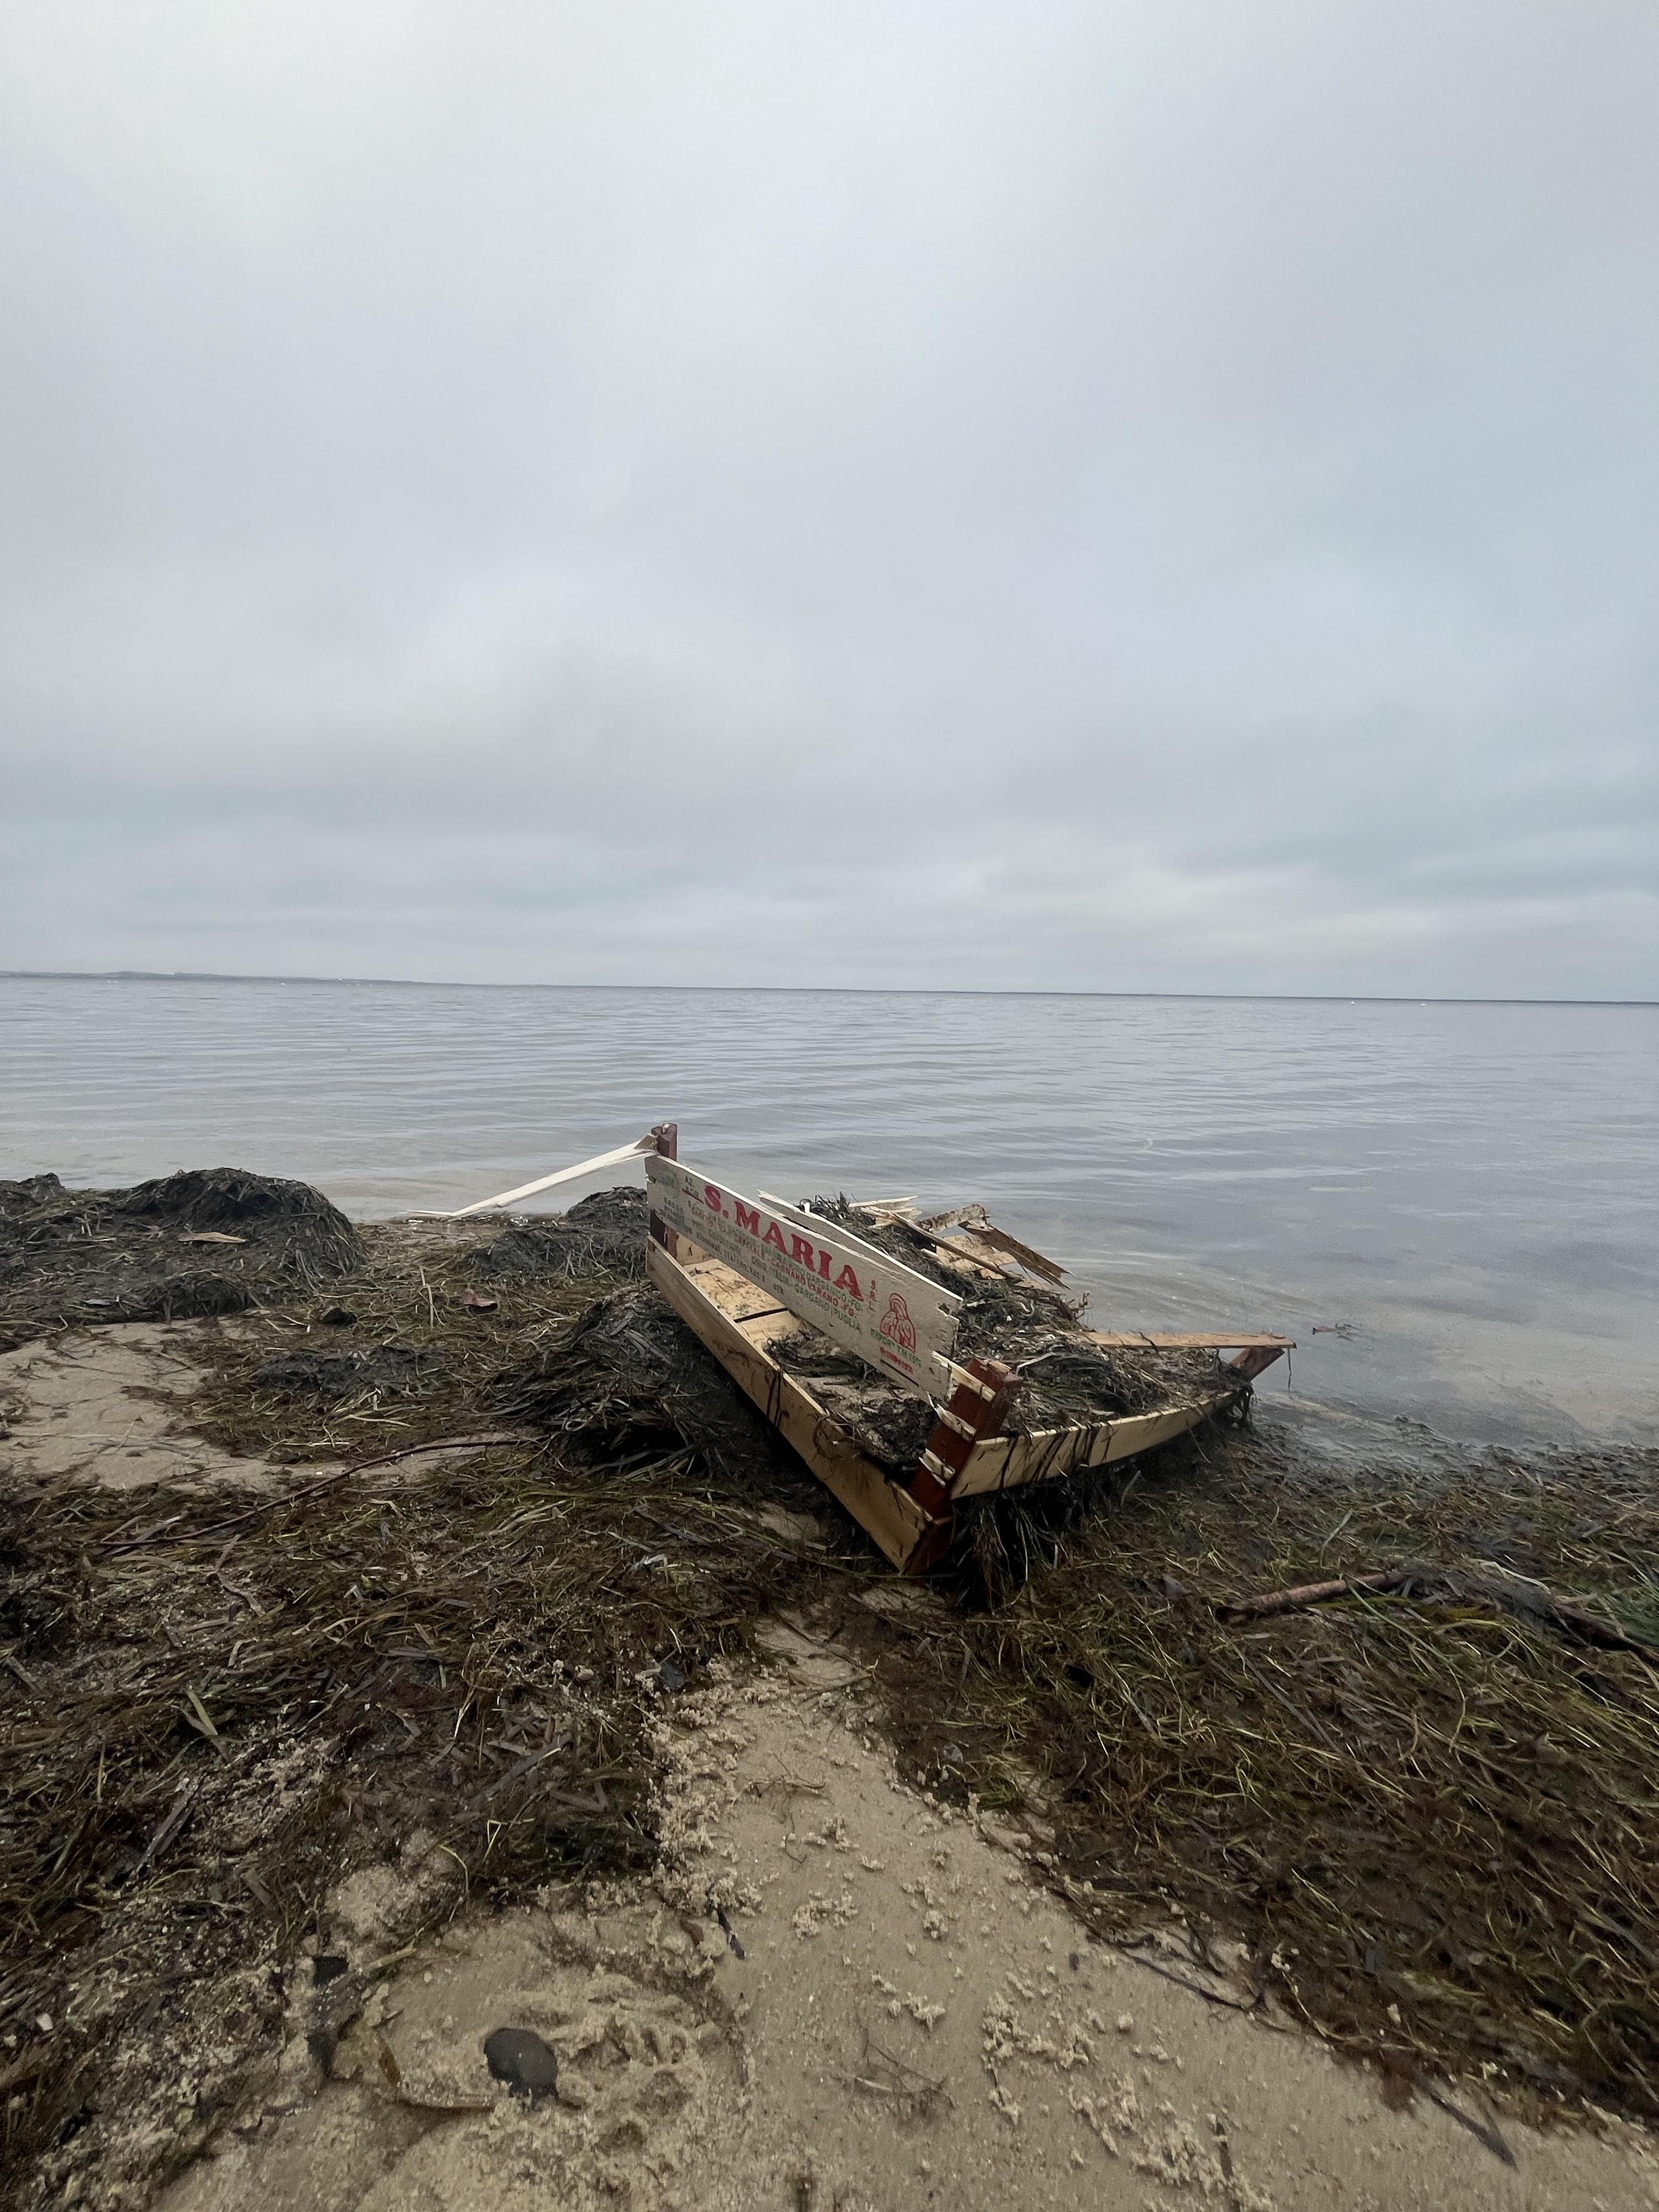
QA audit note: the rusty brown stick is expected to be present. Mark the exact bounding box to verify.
[1219,1569,1411,1620]
[1220,1565,1659,1663]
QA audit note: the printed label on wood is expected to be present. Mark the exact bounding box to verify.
[645,1155,960,1397]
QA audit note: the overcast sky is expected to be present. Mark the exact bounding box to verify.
[1,2,1655,997]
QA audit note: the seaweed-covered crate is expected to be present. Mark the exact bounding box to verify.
[642,1147,1289,1574]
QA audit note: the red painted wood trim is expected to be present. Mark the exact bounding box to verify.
[910,1357,1019,1516]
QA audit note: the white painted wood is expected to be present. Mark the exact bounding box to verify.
[422,1135,655,1220]
[647,1155,960,1398]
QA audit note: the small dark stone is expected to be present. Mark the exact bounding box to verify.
[1069,1950,1081,1972]
[312,1953,349,1985]
[658,1659,689,1694]
[484,2025,559,2104]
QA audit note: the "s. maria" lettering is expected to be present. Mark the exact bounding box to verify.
[700,1186,867,1299]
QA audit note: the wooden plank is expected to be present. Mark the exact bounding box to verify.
[932,1356,998,1401]
[678,1256,791,1326]
[674,1258,807,1355]
[1087,1332,1294,1350]
[953,1395,1235,1498]
[420,1133,658,1220]
[907,1206,1067,1284]
[957,1222,1068,1284]
[645,1240,933,1570]
[951,1230,1022,1278]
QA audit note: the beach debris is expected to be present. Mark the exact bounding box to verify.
[377,2033,494,2115]
[915,1204,1069,1286]
[459,1287,498,1311]
[641,1150,1290,1574]
[658,1657,689,1694]
[319,1304,356,1325]
[1220,1562,1659,1662]
[179,1230,247,1245]
[484,2025,560,2103]
[650,1157,965,1402]
[472,1187,647,1282]
[709,1895,746,1957]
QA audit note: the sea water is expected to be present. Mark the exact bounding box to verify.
[3,978,1655,1446]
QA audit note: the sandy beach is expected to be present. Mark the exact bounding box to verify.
[2,1317,1656,2212]
[2,1161,1657,2212]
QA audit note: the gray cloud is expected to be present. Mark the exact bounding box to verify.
[2,0,1655,995]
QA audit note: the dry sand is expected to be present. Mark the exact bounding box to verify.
[7,1325,1658,2212]
[0,1325,290,1494]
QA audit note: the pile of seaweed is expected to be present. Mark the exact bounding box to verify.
[471,1186,647,1284]
[493,1280,778,1479]
[768,1197,1228,1468]
[0,1169,363,1351]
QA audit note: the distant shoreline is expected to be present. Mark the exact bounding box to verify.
[3,970,1654,1008]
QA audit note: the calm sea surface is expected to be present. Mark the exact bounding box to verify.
[3,979,1655,1446]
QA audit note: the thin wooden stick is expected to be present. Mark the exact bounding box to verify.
[1220,1569,1410,1618]
[1219,1564,1659,1663]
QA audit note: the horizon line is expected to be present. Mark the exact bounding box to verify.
[2,968,1655,1009]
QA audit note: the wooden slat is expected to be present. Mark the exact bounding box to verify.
[677,1257,805,1354]
[957,1222,1068,1284]
[645,1242,932,1570]
[953,1395,1235,1498]
[679,1256,790,1325]
[932,1356,997,1401]
[1086,1331,1294,1350]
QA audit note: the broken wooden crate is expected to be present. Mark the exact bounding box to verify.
[642,1135,1290,1575]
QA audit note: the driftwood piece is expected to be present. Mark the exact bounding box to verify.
[1221,1568,1412,1618]
[1220,1564,1659,1664]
